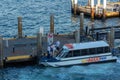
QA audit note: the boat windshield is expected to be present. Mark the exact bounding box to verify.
[57,48,69,58]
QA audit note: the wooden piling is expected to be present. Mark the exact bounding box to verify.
[80,13,84,35]
[0,35,3,68]
[110,28,115,48]
[75,30,80,43]
[50,14,54,33]
[37,32,42,60]
[18,17,23,38]
[97,0,101,6]
[71,0,74,12]
[73,0,78,15]
[88,0,90,6]
[91,0,94,21]
[102,0,106,21]
[107,31,111,47]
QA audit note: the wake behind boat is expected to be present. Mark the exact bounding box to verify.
[40,41,117,67]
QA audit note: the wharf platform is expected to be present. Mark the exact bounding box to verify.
[71,0,120,19]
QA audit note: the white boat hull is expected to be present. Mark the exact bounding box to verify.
[41,55,117,67]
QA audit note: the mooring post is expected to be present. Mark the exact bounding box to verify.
[91,22,94,34]
[119,5,120,18]
[0,35,3,68]
[102,0,106,21]
[88,0,91,6]
[107,31,111,47]
[37,31,42,62]
[50,14,54,34]
[110,28,115,48]
[97,0,101,6]
[18,17,23,38]
[73,0,78,15]
[91,0,94,21]
[75,30,80,43]
[80,13,84,35]
[71,0,74,12]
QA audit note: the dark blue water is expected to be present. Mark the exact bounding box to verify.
[0,0,120,80]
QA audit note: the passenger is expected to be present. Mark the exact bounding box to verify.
[51,44,56,57]
[55,41,60,51]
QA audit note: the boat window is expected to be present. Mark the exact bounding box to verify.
[104,47,110,53]
[89,48,96,55]
[65,51,73,58]
[73,50,80,56]
[81,49,88,56]
[97,47,104,54]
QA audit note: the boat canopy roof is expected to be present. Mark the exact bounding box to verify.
[63,41,109,50]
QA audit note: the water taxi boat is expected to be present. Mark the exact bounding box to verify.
[41,41,117,67]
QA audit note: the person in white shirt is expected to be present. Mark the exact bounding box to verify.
[55,41,60,51]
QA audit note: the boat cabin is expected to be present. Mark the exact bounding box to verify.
[57,41,110,58]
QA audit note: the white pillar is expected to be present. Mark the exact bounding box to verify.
[103,0,106,9]
[91,0,94,8]
[97,0,101,6]
[74,0,78,4]
[103,0,106,21]
[91,0,94,21]
[71,0,74,9]
[73,0,78,15]
[39,27,44,37]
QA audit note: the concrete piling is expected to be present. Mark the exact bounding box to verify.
[0,35,3,68]
[50,14,54,33]
[18,17,23,38]
[80,13,84,35]
[91,0,94,21]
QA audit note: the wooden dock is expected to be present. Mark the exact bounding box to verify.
[71,0,120,19]
[0,14,120,68]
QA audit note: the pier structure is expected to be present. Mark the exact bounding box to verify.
[1,15,120,68]
[71,0,120,19]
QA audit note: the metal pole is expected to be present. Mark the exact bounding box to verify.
[18,17,23,38]
[50,14,54,33]
[0,35,3,68]
[80,13,84,35]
